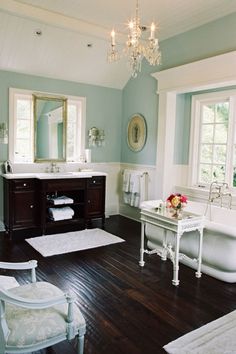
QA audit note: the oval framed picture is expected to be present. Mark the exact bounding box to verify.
[127,114,147,152]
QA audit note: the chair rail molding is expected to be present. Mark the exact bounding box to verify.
[152,50,236,200]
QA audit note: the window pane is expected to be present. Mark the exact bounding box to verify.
[201,124,214,143]
[68,105,77,123]
[233,167,236,187]
[215,102,229,123]
[213,145,226,164]
[199,164,212,184]
[15,139,31,159]
[16,120,31,139]
[202,105,214,123]
[233,145,236,165]
[214,123,228,143]
[212,165,225,182]
[17,99,31,120]
[200,145,213,163]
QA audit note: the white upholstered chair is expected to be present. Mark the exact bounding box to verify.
[0,260,86,354]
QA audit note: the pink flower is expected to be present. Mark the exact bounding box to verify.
[180,195,187,203]
[166,193,188,209]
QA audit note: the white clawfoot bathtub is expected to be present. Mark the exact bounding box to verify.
[145,200,236,283]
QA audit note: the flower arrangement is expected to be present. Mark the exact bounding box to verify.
[166,193,188,211]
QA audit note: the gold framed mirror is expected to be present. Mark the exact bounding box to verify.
[33,94,67,162]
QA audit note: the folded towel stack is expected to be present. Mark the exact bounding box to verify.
[48,206,74,221]
[48,195,74,205]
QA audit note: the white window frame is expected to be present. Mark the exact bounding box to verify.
[9,88,86,163]
[189,90,236,189]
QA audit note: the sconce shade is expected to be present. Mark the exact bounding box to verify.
[88,127,105,147]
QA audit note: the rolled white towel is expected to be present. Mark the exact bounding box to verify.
[49,215,73,221]
[48,206,74,219]
[49,195,74,205]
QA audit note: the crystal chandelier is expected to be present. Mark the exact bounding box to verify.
[107,0,161,78]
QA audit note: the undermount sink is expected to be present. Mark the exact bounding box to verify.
[36,171,93,179]
[37,172,74,176]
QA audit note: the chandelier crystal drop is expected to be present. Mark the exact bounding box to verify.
[107,0,161,78]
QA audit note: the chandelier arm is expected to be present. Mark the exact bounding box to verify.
[107,0,161,78]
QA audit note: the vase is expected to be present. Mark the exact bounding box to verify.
[172,208,182,219]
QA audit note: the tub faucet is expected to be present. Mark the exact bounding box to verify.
[208,181,232,208]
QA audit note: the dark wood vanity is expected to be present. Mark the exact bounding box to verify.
[3,174,106,241]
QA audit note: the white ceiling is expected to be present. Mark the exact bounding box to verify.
[0,0,236,89]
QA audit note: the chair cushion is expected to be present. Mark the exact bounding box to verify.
[5,281,86,348]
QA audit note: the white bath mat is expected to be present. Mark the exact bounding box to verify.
[164,310,236,354]
[26,228,125,257]
[0,276,19,290]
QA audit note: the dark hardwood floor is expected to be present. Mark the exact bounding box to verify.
[1,215,236,354]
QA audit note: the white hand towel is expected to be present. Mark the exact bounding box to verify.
[129,172,140,194]
[123,170,130,192]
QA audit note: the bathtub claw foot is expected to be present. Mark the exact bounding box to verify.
[172,279,179,286]
[195,271,202,278]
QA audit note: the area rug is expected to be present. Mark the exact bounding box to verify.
[164,310,236,353]
[26,228,125,257]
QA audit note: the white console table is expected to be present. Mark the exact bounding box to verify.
[139,208,204,286]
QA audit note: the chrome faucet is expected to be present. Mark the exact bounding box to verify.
[49,162,60,173]
[208,181,232,208]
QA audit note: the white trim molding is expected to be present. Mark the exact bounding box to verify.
[152,50,236,200]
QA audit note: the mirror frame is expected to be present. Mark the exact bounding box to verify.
[33,94,67,162]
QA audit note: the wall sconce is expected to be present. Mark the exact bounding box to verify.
[0,122,8,144]
[88,127,105,147]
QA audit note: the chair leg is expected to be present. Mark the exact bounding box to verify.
[77,334,84,354]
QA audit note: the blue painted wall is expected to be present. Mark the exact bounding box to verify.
[0,70,123,163]
[122,11,236,165]
[121,65,158,165]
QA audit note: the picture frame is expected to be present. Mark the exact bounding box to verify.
[127,114,147,152]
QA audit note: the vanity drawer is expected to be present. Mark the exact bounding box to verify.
[12,179,36,191]
[87,176,105,187]
[43,178,86,192]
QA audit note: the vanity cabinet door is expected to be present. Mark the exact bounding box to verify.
[13,190,38,227]
[4,178,39,239]
[86,176,105,222]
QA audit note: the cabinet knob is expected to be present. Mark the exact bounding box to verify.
[23,183,27,187]
[88,200,91,203]
[30,205,34,209]
[93,180,96,184]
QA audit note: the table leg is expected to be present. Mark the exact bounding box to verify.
[195,227,203,278]
[172,232,181,286]
[161,229,168,261]
[139,222,145,267]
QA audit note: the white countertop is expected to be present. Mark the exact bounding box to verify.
[1,171,107,179]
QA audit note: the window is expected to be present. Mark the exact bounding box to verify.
[9,89,86,163]
[189,91,236,188]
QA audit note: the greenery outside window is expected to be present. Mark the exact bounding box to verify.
[189,90,236,188]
